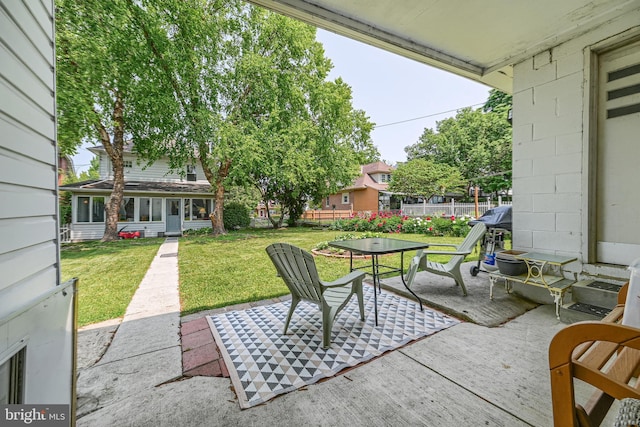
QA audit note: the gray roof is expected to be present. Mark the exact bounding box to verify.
[60,180,212,195]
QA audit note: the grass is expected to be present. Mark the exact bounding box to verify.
[178,228,477,316]
[60,238,163,327]
[60,228,484,326]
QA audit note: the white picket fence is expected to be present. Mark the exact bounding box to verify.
[59,223,71,243]
[400,199,512,218]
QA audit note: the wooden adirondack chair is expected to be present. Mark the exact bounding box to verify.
[416,222,487,296]
[266,242,366,349]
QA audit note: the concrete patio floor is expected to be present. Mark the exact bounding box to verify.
[75,239,618,426]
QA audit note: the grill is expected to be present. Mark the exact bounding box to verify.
[468,206,512,277]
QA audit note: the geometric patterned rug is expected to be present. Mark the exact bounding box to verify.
[207,285,460,409]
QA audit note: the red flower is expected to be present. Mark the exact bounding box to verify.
[428,227,433,231]
[451,215,456,220]
[426,216,431,221]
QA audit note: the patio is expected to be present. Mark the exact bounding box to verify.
[75,238,622,426]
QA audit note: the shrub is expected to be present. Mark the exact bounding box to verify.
[313,232,383,252]
[223,202,251,230]
[330,211,473,237]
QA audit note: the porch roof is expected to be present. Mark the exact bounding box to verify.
[245,0,638,93]
[60,179,213,196]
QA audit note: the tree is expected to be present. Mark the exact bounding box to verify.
[57,0,376,239]
[404,98,512,197]
[132,2,376,232]
[78,157,100,182]
[246,78,376,228]
[56,0,175,241]
[483,89,512,115]
[388,159,465,201]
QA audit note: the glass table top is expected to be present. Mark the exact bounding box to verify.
[328,238,430,255]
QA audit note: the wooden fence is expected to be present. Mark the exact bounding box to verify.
[301,209,353,221]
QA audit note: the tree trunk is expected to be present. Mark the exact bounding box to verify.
[211,182,226,235]
[100,92,126,242]
[102,161,125,241]
[266,205,285,228]
[205,158,232,236]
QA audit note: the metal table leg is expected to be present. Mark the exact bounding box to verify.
[371,254,378,326]
[399,251,423,311]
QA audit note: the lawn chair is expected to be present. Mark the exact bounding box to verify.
[416,222,487,296]
[266,242,366,349]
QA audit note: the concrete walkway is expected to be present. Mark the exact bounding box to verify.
[76,239,619,426]
[77,237,182,418]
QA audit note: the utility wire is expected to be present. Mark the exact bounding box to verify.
[374,102,485,129]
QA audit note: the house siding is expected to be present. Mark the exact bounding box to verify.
[511,8,640,280]
[352,188,379,212]
[0,0,74,406]
[98,150,209,184]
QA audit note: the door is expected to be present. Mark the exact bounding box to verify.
[596,39,640,265]
[166,199,181,233]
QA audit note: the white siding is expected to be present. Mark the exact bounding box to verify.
[511,7,640,280]
[98,151,209,184]
[0,0,74,406]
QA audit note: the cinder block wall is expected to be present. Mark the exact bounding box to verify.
[511,9,640,279]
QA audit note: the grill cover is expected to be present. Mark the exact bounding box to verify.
[469,205,512,231]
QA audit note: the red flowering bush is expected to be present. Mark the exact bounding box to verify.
[330,211,473,237]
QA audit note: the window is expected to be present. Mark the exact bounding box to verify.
[139,197,162,222]
[186,165,197,182]
[184,199,211,220]
[119,197,135,221]
[326,197,330,207]
[0,348,25,404]
[184,199,191,221]
[123,160,133,168]
[341,193,349,204]
[92,197,105,222]
[191,199,210,219]
[77,197,89,222]
[380,174,391,183]
[152,198,162,221]
[77,196,105,223]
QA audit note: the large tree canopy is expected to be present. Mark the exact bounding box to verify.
[388,158,465,201]
[57,0,376,236]
[56,0,174,240]
[404,90,512,197]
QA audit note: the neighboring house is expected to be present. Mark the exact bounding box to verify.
[1,0,75,410]
[60,144,214,240]
[57,154,74,185]
[323,161,396,212]
[255,201,279,218]
[247,0,640,283]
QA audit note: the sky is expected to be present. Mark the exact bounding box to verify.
[315,29,491,165]
[71,28,491,173]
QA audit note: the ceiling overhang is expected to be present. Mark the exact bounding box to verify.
[245,0,640,93]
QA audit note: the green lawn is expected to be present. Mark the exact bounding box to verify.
[61,238,163,326]
[61,228,480,326]
[178,228,475,316]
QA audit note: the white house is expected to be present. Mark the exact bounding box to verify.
[246,0,640,283]
[61,144,215,240]
[0,0,75,415]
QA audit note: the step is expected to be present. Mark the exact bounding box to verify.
[559,302,613,324]
[570,280,622,309]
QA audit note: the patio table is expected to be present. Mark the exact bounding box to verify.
[328,237,429,325]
